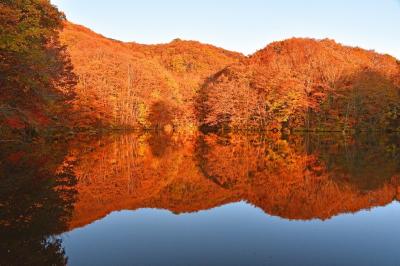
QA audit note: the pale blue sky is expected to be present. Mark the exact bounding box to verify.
[51,0,400,58]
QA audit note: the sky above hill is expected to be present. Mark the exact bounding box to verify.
[51,0,400,58]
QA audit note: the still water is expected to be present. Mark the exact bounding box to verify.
[1,132,400,265]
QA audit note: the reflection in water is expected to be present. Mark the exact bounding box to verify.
[67,132,400,226]
[0,141,77,265]
[1,132,400,265]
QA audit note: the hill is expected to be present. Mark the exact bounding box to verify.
[200,38,400,131]
[59,22,243,130]
[1,0,399,138]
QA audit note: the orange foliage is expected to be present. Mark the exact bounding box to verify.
[201,38,400,131]
[3,16,400,136]
[59,22,243,130]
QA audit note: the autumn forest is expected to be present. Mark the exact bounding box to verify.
[2,1,400,265]
[1,0,400,141]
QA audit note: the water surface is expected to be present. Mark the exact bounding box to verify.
[1,132,400,265]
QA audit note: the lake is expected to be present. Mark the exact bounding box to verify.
[1,132,400,266]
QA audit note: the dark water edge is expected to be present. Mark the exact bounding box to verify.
[1,131,400,265]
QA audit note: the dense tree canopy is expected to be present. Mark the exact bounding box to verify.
[59,23,243,130]
[1,8,399,136]
[60,25,400,132]
[200,38,400,132]
[0,0,76,139]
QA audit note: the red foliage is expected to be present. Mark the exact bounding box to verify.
[29,109,50,126]
[7,151,26,164]
[4,117,25,129]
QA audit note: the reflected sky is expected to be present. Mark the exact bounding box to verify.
[62,201,400,266]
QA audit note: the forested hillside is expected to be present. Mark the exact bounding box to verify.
[63,26,400,132]
[60,23,243,130]
[1,0,400,139]
[201,38,400,131]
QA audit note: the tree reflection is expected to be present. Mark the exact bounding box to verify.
[65,132,400,228]
[300,133,400,190]
[199,133,400,219]
[0,142,77,265]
